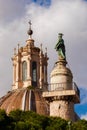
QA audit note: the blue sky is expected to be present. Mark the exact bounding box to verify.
[0,0,87,119]
[32,0,51,6]
[75,88,87,118]
[75,89,85,115]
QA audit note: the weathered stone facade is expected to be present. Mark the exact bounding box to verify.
[50,100,75,121]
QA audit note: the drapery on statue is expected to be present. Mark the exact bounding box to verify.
[55,33,66,60]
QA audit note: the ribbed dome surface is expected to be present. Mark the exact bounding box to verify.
[0,88,49,115]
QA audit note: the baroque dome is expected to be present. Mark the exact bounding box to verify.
[0,88,49,115]
[0,22,49,115]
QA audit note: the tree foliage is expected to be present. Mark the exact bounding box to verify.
[0,109,87,130]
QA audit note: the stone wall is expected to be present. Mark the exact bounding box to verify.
[50,100,75,121]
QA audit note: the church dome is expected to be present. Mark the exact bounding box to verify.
[50,59,73,91]
[0,88,49,115]
[0,22,49,115]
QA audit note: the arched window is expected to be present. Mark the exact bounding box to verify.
[32,61,37,86]
[44,65,46,83]
[22,61,27,81]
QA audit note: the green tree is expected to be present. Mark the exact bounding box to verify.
[0,109,10,129]
[1,109,87,130]
[73,119,87,130]
[9,109,22,122]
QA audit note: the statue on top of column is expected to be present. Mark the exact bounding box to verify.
[55,33,66,60]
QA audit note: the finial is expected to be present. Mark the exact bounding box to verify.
[17,43,20,53]
[45,47,47,56]
[29,20,32,28]
[27,20,33,38]
[14,48,16,55]
[40,43,43,51]
[45,47,47,53]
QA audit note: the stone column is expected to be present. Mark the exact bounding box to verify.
[44,64,48,89]
[37,61,40,88]
[15,54,21,88]
[39,54,43,89]
[13,63,16,85]
[27,57,32,86]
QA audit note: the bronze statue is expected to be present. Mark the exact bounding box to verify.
[55,33,66,60]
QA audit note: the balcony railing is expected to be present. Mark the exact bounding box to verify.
[43,82,80,97]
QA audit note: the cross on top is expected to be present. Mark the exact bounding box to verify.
[27,20,33,38]
[28,20,32,29]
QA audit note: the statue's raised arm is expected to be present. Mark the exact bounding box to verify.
[55,33,66,60]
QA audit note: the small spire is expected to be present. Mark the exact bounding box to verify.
[40,43,43,52]
[45,47,47,53]
[18,43,20,53]
[45,47,47,56]
[14,48,16,55]
[27,20,33,39]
